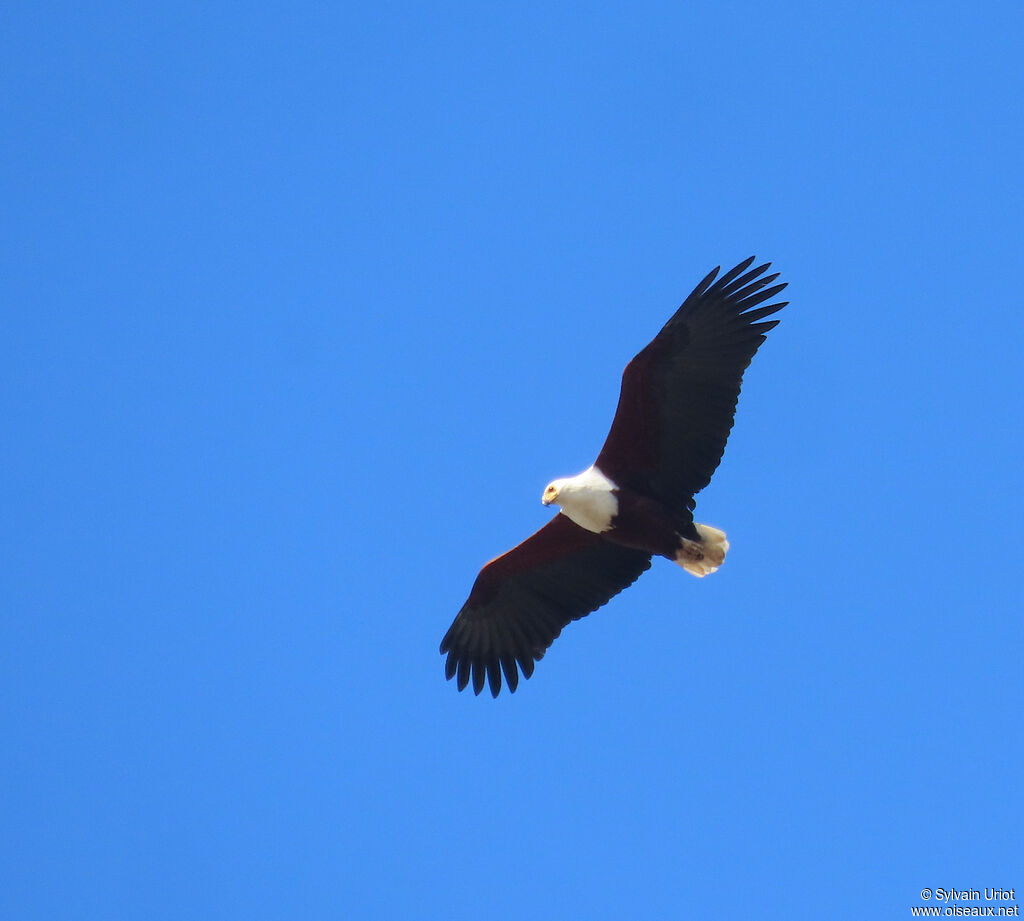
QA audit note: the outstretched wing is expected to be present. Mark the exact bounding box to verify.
[595,257,787,516]
[440,514,651,697]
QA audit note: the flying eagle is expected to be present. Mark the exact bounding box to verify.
[440,257,787,697]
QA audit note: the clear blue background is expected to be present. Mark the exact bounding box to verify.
[3,2,1022,918]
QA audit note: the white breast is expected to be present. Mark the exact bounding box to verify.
[557,465,618,534]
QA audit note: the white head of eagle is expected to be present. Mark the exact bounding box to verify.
[541,465,619,535]
[440,256,787,697]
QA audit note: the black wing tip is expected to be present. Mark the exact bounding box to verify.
[688,264,721,302]
[693,257,788,322]
[441,623,537,697]
[441,652,532,697]
[724,254,758,280]
[683,256,784,309]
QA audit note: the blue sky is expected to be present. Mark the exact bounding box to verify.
[3,2,1022,918]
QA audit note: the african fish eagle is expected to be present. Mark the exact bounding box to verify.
[440,256,787,697]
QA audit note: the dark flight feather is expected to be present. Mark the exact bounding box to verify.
[440,515,651,697]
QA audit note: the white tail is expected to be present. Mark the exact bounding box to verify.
[674,524,730,578]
